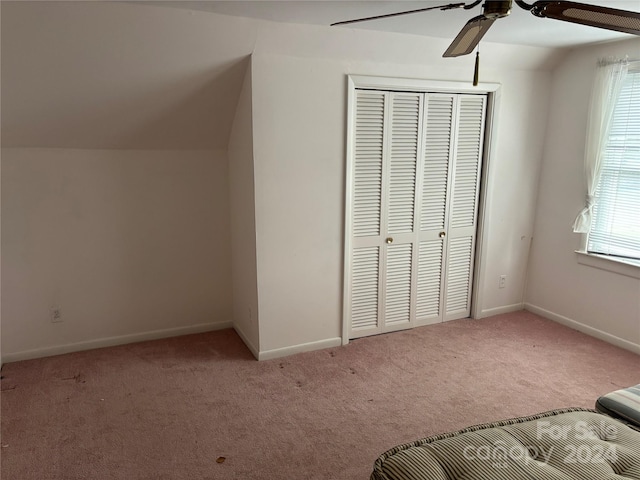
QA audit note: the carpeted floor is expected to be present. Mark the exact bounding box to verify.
[2,310,639,479]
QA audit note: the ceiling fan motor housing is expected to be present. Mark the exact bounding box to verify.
[483,0,512,18]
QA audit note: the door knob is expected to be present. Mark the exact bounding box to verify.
[385,237,393,244]
[439,231,446,238]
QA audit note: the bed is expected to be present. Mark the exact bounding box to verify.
[371,408,640,480]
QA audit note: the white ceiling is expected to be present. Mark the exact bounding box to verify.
[144,0,640,49]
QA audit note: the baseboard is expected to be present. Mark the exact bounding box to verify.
[233,324,259,361]
[525,303,640,355]
[258,337,342,361]
[2,321,233,364]
[477,302,524,319]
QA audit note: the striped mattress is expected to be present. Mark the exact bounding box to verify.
[371,408,640,479]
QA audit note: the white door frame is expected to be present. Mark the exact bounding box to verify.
[342,74,502,345]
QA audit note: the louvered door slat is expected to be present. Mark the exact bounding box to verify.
[416,240,443,319]
[421,95,454,232]
[450,96,485,229]
[351,246,380,330]
[445,237,473,314]
[354,92,385,237]
[385,243,413,325]
[387,94,420,235]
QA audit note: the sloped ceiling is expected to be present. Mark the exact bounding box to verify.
[0,1,258,149]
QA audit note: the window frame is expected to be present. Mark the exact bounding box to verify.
[577,63,640,277]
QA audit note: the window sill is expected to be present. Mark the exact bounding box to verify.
[575,251,640,279]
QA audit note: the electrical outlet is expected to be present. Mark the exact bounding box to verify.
[50,307,63,323]
[499,275,506,289]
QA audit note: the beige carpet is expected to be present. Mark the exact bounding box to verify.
[2,311,639,479]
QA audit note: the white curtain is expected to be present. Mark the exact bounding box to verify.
[572,58,628,233]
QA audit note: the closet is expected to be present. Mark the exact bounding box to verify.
[345,88,487,339]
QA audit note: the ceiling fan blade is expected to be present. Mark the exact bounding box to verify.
[443,15,497,57]
[530,1,640,35]
[330,2,465,27]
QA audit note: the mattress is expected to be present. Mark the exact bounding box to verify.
[371,408,640,480]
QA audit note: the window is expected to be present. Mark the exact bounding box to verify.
[588,67,640,265]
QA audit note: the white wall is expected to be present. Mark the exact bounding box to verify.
[2,1,586,362]
[249,23,557,356]
[526,38,640,353]
[228,61,261,358]
[0,1,258,150]
[1,148,233,361]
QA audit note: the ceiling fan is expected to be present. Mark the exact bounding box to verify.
[331,1,640,84]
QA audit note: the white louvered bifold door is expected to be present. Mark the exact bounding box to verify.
[349,91,386,337]
[382,93,422,333]
[416,94,454,326]
[348,91,422,339]
[346,88,486,339]
[443,94,486,321]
